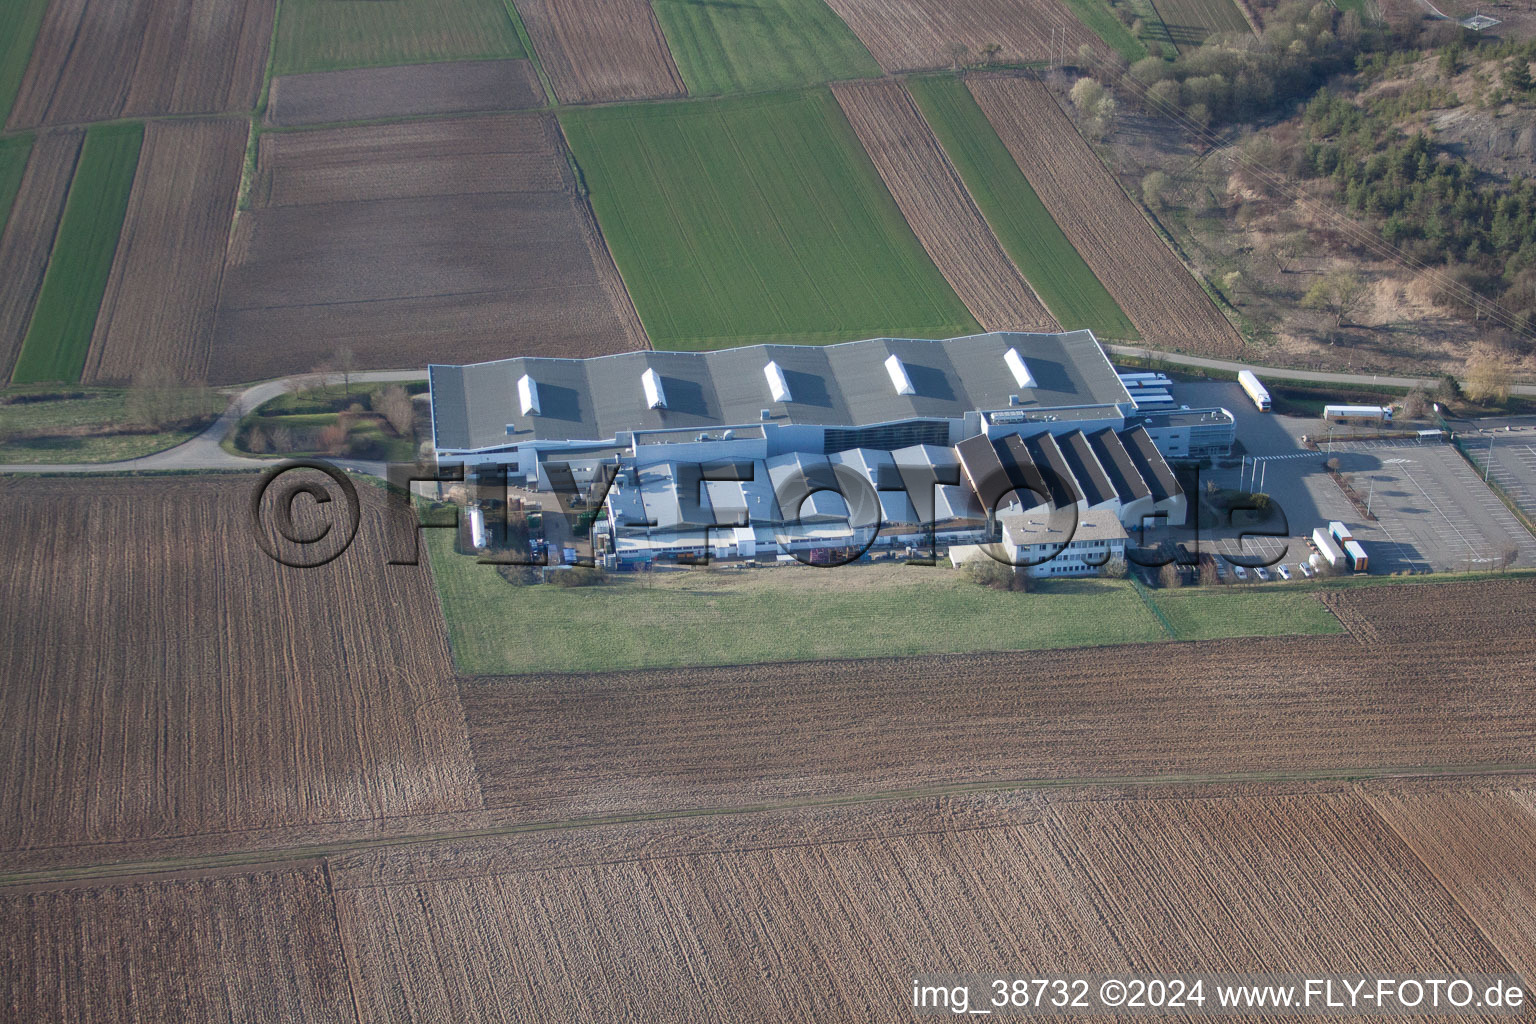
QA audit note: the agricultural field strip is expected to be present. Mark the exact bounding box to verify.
[905,75,1134,337]
[264,60,545,128]
[967,74,1244,353]
[209,113,649,381]
[0,478,481,852]
[83,119,247,383]
[831,79,1058,333]
[7,0,274,130]
[652,0,881,97]
[6,765,1536,889]
[1364,784,1536,986]
[0,130,80,377]
[316,789,1520,1024]
[7,576,1536,878]
[513,0,687,104]
[12,123,141,384]
[271,0,524,76]
[561,89,978,349]
[1,865,356,1023]
[820,0,1107,74]
[1148,0,1251,52]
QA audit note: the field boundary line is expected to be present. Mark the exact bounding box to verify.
[1358,788,1529,985]
[7,762,1536,888]
[1130,575,1178,637]
[500,0,557,106]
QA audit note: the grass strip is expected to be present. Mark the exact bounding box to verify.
[0,134,33,238]
[12,123,142,384]
[0,0,50,128]
[652,0,880,96]
[907,75,1139,339]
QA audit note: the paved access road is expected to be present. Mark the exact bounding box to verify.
[0,370,426,476]
[1105,344,1536,397]
[5,350,1534,478]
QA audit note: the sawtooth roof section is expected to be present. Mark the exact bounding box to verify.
[1088,428,1150,505]
[1057,429,1116,509]
[1120,425,1182,503]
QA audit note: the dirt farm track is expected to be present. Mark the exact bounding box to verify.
[2,473,1535,1020]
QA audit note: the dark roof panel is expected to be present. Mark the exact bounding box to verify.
[1057,429,1115,508]
[1120,425,1182,503]
[1088,428,1150,504]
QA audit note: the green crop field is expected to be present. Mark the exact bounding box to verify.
[1148,0,1250,51]
[1059,0,1148,61]
[12,123,142,385]
[0,135,32,239]
[562,88,979,349]
[652,0,880,95]
[0,0,49,127]
[271,0,528,75]
[907,76,1138,340]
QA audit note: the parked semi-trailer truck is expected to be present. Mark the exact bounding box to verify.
[1323,404,1392,424]
[1312,527,1347,569]
[1238,370,1271,411]
[1342,538,1369,573]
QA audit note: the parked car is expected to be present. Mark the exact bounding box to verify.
[1255,566,1270,581]
[1299,562,1314,578]
[1213,561,1226,580]
[1234,565,1248,581]
[1277,564,1292,580]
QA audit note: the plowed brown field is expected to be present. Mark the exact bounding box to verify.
[1367,783,1536,987]
[1,866,353,1023]
[209,114,648,382]
[514,0,686,103]
[82,119,246,384]
[832,79,1058,333]
[968,75,1244,355]
[0,476,481,852]
[265,59,544,127]
[823,0,1106,72]
[324,788,1513,1022]
[1321,576,1536,645]
[7,0,275,130]
[0,130,81,378]
[459,618,1536,822]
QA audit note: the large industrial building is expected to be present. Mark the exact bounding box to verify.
[428,331,1229,565]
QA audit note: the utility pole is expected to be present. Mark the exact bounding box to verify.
[1259,459,1267,493]
[1486,435,1495,482]
[1366,474,1375,516]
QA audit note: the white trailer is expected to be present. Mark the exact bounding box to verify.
[1328,520,1352,544]
[1312,527,1346,569]
[1323,404,1392,424]
[1238,370,1271,411]
[467,505,487,550]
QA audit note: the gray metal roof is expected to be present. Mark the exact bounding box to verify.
[430,330,1130,452]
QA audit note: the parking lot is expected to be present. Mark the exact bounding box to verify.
[1452,424,1536,525]
[1161,381,1536,575]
